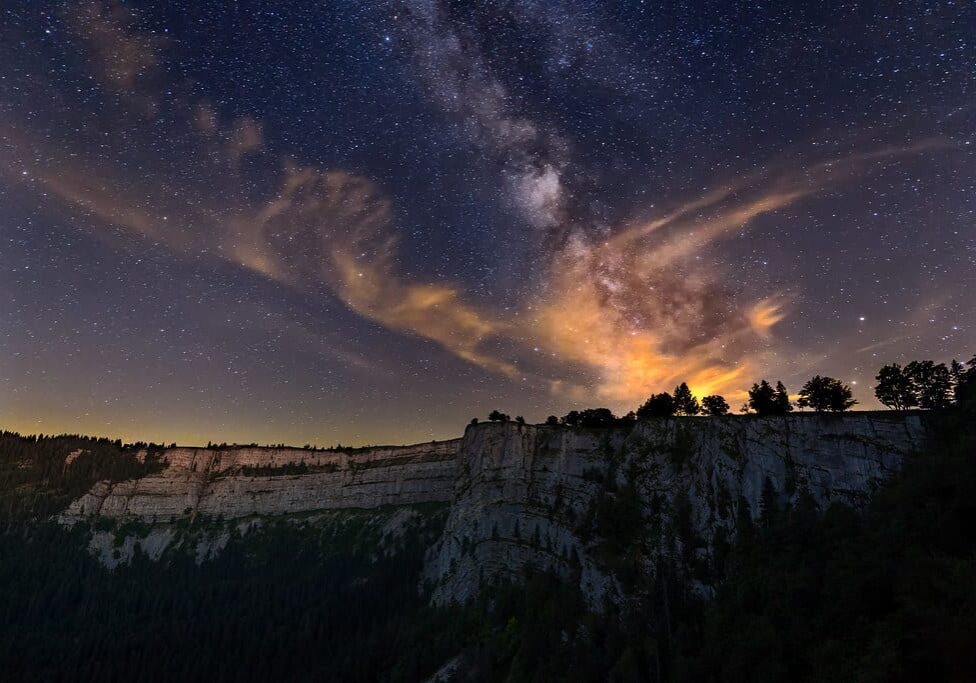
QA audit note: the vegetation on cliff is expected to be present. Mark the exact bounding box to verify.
[0,432,165,524]
[485,355,975,426]
[439,394,976,681]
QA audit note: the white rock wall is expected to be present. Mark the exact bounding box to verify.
[425,414,926,606]
[63,440,459,521]
[61,414,927,606]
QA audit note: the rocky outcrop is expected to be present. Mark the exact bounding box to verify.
[62,441,459,521]
[62,414,927,605]
[424,414,926,606]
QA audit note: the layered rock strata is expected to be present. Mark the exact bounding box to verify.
[63,440,459,521]
[61,414,926,607]
[424,414,926,605]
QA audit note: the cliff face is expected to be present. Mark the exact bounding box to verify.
[423,414,926,606]
[61,414,925,606]
[62,441,459,521]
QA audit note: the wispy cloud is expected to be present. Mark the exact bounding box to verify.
[3,2,961,412]
[6,110,950,408]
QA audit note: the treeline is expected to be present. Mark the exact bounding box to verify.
[0,432,165,523]
[482,354,976,425]
[875,358,975,409]
[206,441,371,453]
[182,442,398,454]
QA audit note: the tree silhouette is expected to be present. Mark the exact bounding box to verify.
[747,380,792,416]
[905,360,952,410]
[560,408,619,427]
[759,476,780,528]
[950,359,965,387]
[488,410,510,422]
[954,355,976,404]
[874,363,917,410]
[747,381,775,415]
[545,415,559,426]
[672,382,701,416]
[796,375,857,412]
[576,408,618,427]
[701,395,730,416]
[775,382,793,414]
[636,392,675,418]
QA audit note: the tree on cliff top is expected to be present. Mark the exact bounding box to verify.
[875,358,972,410]
[637,392,675,418]
[561,408,618,427]
[796,376,857,412]
[905,360,953,410]
[488,410,510,422]
[747,380,792,416]
[955,355,976,404]
[701,395,730,416]
[875,363,917,410]
[775,382,793,414]
[578,408,616,427]
[673,382,701,416]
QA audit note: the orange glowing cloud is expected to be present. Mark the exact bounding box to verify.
[3,45,955,413]
[236,164,517,377]
[8,141,915,409]
[528,236,759,406]
[331,252,516,376]
[532,287,751,403]
[749,300,786,337]
[513,140,955,407]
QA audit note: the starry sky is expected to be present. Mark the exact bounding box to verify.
[1,1,974,446]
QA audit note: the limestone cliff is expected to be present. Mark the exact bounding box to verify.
[61,414,926,607]
[423,414,926,606]
[62,440,458,522]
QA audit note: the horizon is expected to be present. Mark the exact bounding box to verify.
[2,1,973,448]
[0,402,937,450]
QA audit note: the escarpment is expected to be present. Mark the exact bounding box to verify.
[61,414,926,605]
[423,413,926,606]
[62,440,459,521]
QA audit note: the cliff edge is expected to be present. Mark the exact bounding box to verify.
[424,413,926,606]
[62,440,459,522]
[59,413,926,606]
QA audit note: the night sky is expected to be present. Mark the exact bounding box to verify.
[1,1,974,446]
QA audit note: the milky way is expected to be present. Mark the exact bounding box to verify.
[1,1,974,445]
